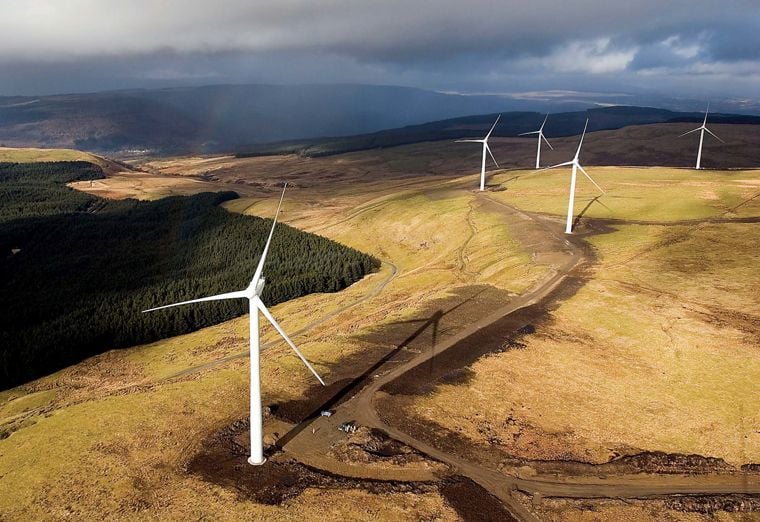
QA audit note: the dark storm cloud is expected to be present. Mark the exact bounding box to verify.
[2,0,759,97]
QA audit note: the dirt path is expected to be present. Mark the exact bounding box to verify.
[456,200,479,278]
[280,192,583,520]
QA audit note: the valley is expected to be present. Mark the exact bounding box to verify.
[1,142,759,520]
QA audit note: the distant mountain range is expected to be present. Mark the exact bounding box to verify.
[0,84,528,154]
[0,83,758,155]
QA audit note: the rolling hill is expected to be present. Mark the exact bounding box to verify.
[0,84,535,154]
[236,106,760,158]
[4,83,760,157]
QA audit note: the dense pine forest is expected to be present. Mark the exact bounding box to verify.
[0,162,379,389]
[0,161,105,222]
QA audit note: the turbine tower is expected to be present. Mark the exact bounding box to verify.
[519,114,553,169]
[679,104,724,169]
[143,184,325,466]
[545,119,605,234]
[456,114,501,191]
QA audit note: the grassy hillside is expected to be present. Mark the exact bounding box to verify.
[0,146,104,164]
[0,162,378,389]
[2,159,759,519]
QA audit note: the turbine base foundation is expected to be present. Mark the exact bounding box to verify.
[247,456,267,466]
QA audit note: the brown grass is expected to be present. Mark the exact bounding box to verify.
[3,150,760,519]
[0,155,542,520]
[405,222,760,465]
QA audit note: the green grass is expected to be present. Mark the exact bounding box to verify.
[489,167,760,221]
[0,389,57,420]
[0,147,105,165]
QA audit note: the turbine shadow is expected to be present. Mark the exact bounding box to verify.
[488,175,519,191]
[275,288,485,450]
[572,195,609,229]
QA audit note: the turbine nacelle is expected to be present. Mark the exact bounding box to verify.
[246,277,265,298]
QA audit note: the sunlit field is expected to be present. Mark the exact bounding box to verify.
[0,159,543,519]
[402,220,760,465]
[2,152,759,519]
[488,167,760,221]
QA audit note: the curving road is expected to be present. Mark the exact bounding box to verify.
[279,191,760,521]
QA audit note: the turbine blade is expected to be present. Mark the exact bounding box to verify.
[703,103,709,125]
[455,139,484,143]
[484,114,501,140]
[678,127,701,137]
[143,290,247,312]
[256,300,325,385]
[578,164,605,194]
[575,118,589,160]
[704,127,725,143]
[518,131,540,136]
[542,160,575,171]
[486,143,499,168]
[250,183,287,288]
[541,133,554,150]
[540,113,549,131]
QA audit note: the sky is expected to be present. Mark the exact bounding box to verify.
[2,0,760,100]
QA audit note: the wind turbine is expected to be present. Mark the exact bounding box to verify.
[143,183,325,466]
[544,119,605,234]
[456,114,501,191]
[519,114,553,169]
[679,104,724,169]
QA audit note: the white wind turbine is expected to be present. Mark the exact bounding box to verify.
[456,114,501,191]
[679,104,724,169]
[519,114,553,169]
[143,183,325,466]
[544,119,605,234]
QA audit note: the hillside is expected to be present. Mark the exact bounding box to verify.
[0,85,531,154]
[4,84,759,157]
[0,161,378,388]
[237,106,760,158]
[3,158,759,520]
[122,122,760,202]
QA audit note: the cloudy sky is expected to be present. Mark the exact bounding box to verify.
[2,0,759,99]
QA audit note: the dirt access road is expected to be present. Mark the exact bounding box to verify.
[279,192,760,521]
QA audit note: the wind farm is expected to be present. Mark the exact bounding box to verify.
[2,2,760,521]
[3,119,760,520]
